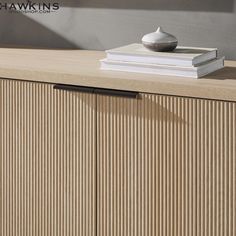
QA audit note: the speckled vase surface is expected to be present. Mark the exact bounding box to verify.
[142,27,178,52]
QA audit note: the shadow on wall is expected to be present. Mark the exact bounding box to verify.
[0,11,77,49]
[20,0,236,12]
[0,0,235,57]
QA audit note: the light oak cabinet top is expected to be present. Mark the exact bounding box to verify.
[0,48,235,101]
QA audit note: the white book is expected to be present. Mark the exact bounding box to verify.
[100,57,224,78]
[106,43,218,67]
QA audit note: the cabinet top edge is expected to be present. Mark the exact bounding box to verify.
[0,48,236,102]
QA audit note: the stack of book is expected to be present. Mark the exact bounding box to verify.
[100,43,224,78]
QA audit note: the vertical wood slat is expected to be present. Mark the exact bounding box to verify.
[0,79,96,236]
[97,93,236,236]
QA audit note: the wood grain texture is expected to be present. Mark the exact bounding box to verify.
[0,79,96,236]
[0,48,236,101]
[97,93,236,236]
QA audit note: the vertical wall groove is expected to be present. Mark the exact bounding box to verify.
[0,79,96,236]
[97,93,236,236]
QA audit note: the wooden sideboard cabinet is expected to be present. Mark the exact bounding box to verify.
[0,49,236,236]
[1,78,235,236]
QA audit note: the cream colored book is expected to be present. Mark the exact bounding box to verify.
[106,43,218,67]
[100,57,224,78]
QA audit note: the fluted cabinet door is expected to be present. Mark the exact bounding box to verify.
[97,93,236,236]
[0,79,96,236]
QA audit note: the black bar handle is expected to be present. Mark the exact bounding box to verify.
[53,84,94,93]
[53,84,139,99]
[94,88,138,98]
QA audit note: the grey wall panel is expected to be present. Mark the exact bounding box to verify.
[0,6,236,59]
